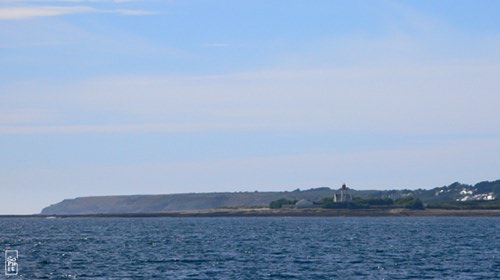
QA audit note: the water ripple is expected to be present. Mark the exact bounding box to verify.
[0,217,498,279]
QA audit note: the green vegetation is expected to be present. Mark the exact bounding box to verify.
[269,195,427,210]
[394,196,425,210]
[322,201,367,209]
[353,197,395,207]
[320,196,424,210]
[427,199,500,210]
[321,197,393,209]
[269,198,297,209]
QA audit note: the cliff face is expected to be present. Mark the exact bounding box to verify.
[40,188,336,215]
[41,180,500,214]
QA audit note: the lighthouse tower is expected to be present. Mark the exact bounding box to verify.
[340,183,348,202]
[333,183,352,203]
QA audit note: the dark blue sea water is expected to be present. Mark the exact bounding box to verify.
[0,217,498,279]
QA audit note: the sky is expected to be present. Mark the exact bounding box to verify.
[1,0,500,214]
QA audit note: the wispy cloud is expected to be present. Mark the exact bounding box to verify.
[0,110,55,124]
[201,42,231,48]
[0,5,156,20]
[114,9,155,16]
[1,0,141,3]
[0,40,67,49]
[0,123,240,134]
[0,6,95,19]
[1,59,499,135]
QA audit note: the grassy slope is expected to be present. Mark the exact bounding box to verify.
[41,180,500,214]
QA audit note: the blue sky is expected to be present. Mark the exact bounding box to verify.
[1,0,500,214]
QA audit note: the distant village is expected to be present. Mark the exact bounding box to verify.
[269,183,415,210]
[269,182,498,210]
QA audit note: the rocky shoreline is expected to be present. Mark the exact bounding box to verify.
[3,208,500,218]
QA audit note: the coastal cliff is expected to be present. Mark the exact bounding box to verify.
[41,180,499,215]
[41,188,335,215]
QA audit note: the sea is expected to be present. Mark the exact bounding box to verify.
[0,217,498,279]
